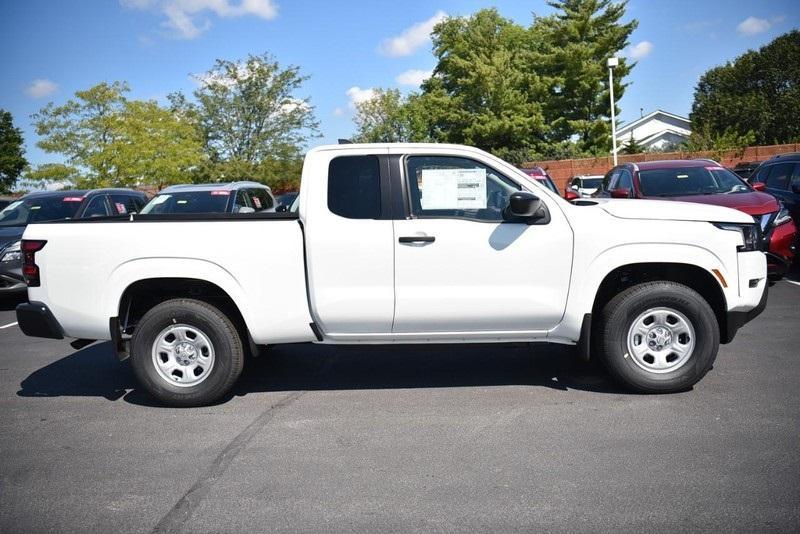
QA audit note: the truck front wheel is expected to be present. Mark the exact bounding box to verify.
[130,299,245,407]
[597,282,719,393]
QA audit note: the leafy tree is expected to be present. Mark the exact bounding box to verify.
[32,81,129,186]
[185,53,319,163]
[353,3,638,160]
[419,9,550,158]
[691,31,800,145]
[31,82,205,188]
[537,0,638,153]
[106,100,205,188]
[169,53,319,190]
[684,123,756,152]
[0,109,27,193]
[352,89,414,143]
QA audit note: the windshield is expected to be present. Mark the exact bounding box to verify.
[0,197,83,227]
[581,178,603,189]
[140,191,231,214]
[638,166,751,197]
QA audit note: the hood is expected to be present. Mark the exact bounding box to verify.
[649,191,778,216]
[596,198,755,224]
[0,226,25,250]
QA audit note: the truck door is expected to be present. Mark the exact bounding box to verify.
[302,149,395,336]
[391,151,573,336]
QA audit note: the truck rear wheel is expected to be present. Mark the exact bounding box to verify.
[597,282,719,393]
[130,299,244,407]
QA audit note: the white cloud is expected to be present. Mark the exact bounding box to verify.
[395,69,432,86]
[346,86,376,109]
[736,16,771,36]
[121,0,278,39]
[379,10,446,57]
[625,41,653,60]
[25,79,59,99]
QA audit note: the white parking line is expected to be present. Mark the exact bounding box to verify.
[0,322,18,329]
[784,279,800,287]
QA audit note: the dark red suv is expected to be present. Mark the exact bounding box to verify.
[593,159,796,278]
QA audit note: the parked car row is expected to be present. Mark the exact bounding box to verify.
[553,155,798,279]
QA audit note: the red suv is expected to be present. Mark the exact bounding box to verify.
[593,159,796,278]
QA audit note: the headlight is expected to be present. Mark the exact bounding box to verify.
[712,223,759,252]
[1,240,21,263]
[775,203,792,226]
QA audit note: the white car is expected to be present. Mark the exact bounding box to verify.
[569,175,604,197]
[17,143,767,406]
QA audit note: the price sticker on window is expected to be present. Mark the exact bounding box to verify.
[420,168,487,210]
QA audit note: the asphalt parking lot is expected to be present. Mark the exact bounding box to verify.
[1,280,799,533]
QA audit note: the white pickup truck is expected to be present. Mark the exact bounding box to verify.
[17,143,768,406]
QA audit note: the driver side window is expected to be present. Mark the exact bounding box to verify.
[405,156,520,222]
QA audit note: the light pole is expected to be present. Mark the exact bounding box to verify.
[607,56,619,166]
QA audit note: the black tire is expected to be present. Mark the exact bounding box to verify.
[130,299,245,407]
[597,282,719,393]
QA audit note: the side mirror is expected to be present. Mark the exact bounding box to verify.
[571,184,579,190]
[610,188,631,199]
[236,206,256,214]
[751,182,766,192]
[508,191,542,218]
[564,190,579,201]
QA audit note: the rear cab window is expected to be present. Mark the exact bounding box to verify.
[328,155,382,219]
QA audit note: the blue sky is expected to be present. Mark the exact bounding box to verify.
[1,0,797,166]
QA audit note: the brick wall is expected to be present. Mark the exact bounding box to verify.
[524,143,800,191]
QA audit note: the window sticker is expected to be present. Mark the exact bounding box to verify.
[420,168,487,210]
[252,196,262,209]
[115,202,127,214]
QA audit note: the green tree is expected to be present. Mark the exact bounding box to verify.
[31,81,129,186]
[419,9,550,159]
[690,30,800,145]
[621,133,644,154]
[0,109,27,193]
[171,53,319,190]
[31,82,206,188]
[352,89,415,143]
[189,53,318,162]
[106,100,205,188]
[538,0,638,153]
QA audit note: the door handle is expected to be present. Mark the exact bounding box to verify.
[399,235,435,243]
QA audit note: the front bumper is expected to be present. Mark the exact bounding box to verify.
[16,301,64,339]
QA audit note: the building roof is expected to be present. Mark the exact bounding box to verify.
[616,109,691,137]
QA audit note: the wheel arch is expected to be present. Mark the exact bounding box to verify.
[590,262,729,344]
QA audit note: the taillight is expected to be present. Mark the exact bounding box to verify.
[22,240,47,287]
